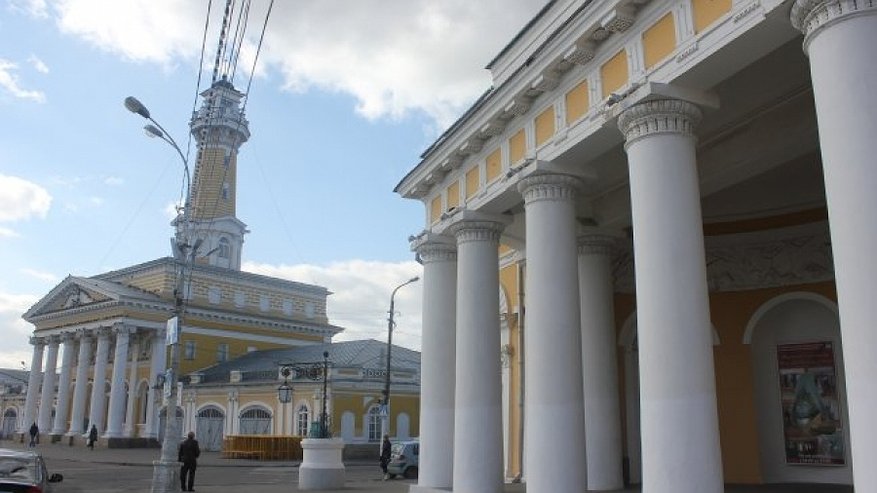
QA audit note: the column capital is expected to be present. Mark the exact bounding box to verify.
[578,230,623,257]
[46,334,61,346]
[112,323,133,337]
[617,99,701,147]
[76,328,93,342]
[95,327,111,339]
[29,336,46,347]
[60,331,76,343]
[517,173,581,205]
[446,211,510,246]
[791,0,877,43]
[412,233,457,263]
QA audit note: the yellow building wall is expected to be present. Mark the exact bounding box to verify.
[565,80,590,125]
[178,332,287,374]
[601,49,629,99]
[191,148,237,220]
[534,106,556,148]
[430,195,442,223]
[447,181,460,210]
[642,12,677,69]
[465,165,480,199]
[509,129,526,165]
[486,149,502,183]
[692,0,732,33]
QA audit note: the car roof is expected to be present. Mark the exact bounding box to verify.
[0,449,38,460]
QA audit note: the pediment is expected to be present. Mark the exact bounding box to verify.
[24,276,120,320]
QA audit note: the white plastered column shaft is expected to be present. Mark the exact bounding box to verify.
[518,174,587,493]
[618,99,723,493]
[411,234,457,492]
[105,325,131,437]
[88,328,111,433]
[578,232,624,490]
[123,336,140,437]
[22,338,45,433]
[37,336,60,432]
[68,332,92,435]
[144,329,166,439]
[450,217,507,493]
[52,333,76,435]
[791,2,877,490]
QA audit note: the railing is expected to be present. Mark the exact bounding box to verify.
[240,370,276,382]
[222,435,303,460]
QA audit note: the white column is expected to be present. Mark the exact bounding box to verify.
[411,233,457,491]
[68,331,93,435]
[37,335,60,433]
[22,337,45,434]
[791,3,877,491]
[144,329,166,439]
[578,232,624,490]
[449,215,507,493]
[617,99,722,493]
[51,332,76,435]
[518,174,587,493]
[124,334,140,437]
[87,328,111,433]
[105,325,131,438]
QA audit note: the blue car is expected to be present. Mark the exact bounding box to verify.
[386,440,419,479]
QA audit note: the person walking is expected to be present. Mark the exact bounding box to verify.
[178,431,201,492]
[28,423,38,448]
[380,434,392,480]
[87,425,98,449]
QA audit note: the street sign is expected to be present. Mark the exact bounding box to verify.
[166,316,179,345]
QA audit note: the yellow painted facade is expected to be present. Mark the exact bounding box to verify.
[601,49,629,99]
[692,0,732,34]
[191,148,237,220]
[642,12,676,69]
[447,181,460,210]
[534,106,556,148]
[565,80,590,125]
[465,165,480,199]
[430,195,442,223]
[509,129,526,165]
[486,148,502,183]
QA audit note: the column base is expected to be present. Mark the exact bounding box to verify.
[150,459,179,493]
[299,438,346,490]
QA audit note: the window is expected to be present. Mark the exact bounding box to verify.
[367,405,383,442]
[216,343,229,363]
[184,341,196,360]
[260,294,270,312]
[221,182,230,200]
[208,286,221,304]
[218,238,230,259]
[296,404,310,437]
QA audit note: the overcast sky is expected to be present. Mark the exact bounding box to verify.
[0,0,545,369]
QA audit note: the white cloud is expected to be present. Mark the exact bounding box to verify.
[19,268,58,284]
[48,0,543,127]
[0,292,39,369]
[7,0,48,18]
[103,176,124,186]
[243,259,424,351]
[0,59,46,103]
[0,175,52,222]
[0,227,20,238]
[27,55,49,74]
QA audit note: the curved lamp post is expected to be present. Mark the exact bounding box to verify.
[278,351,332,438]
[125,96,192,493]
[381,276,419,438]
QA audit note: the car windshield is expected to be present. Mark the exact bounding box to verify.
[0,457,36,481]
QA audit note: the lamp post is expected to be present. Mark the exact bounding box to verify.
[278,352,331,439]
[125,96,192,493]
[381,277,419,439]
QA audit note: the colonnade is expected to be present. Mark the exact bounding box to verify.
[20,324,167,441]
[412,4,876,492]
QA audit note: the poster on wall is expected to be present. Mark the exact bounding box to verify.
[777,342,845,465]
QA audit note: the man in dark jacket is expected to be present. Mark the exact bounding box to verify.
[178,431,201,492]
[380,434,392,480]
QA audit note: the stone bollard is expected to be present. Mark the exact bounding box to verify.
[298,438,346,490]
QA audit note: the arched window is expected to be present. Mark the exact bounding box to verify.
[239,407,272,435]
[218,238,230,259]
[367,404,383,442]
[296,404,310,437]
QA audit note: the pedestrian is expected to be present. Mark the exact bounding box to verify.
[87,424,98,449]
[178,431,201,492]
[28,422,38,448]
[380,434,392,481]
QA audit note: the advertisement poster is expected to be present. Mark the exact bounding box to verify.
[777,342,845,465]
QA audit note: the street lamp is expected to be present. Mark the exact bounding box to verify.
[125,96,193,493]
[381,276,419,438]
[278,351,332,439]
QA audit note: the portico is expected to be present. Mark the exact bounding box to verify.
[397,1,876,492]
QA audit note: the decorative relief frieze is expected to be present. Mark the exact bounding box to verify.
[504,98,532,118]
[733,1,762,23]
[414,241,457,264]
[675,42,699,63]
[617,99,702,145]
[565,40,597,66]
[611,225,834,293]
[791,0,877,39]
[601,6,637,33]
[518,174,581,204]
